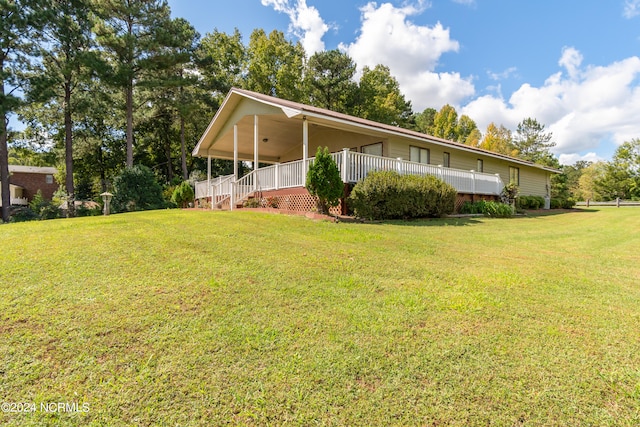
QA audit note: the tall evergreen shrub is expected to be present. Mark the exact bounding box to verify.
[306,146,344,215]
[112,165,165,213]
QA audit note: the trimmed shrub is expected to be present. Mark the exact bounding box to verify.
[112,165,165,213]
[306,146,344,215]
[171,181,195,208]
[460,200,514,218]
[517,195,545,210]
[348,170,456,220]
[550,197,576,209]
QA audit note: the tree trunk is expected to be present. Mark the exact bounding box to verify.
[126,83,134,167]
[0,75,11,223]
[180,113,188,181]
[64,82,75,217]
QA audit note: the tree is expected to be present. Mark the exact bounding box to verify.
[305,49,358,113]
[246,29,305,102]
[150,17,199,180]
[456,115,479,145]
[431,104,458,141]
[25,0,96,217]
[597,139,640,200]
[94,0,172,167]
[306,146,343,215]
[513,117,556,165]
[414,107,437,134]
[579,161,607,201]
[478,123,518,157]
[196,28,246,104]
[354,64,413,127]
[1,0,47,222]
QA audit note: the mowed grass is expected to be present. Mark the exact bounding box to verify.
[1,208,639,426]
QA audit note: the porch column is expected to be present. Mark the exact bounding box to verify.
[471,170,476,194]
[341,148,349,182]
[495,173,501,195]
[233,124,238,180]
[302,116,309,173]
[207,155,212,210]
[254,115,259,172]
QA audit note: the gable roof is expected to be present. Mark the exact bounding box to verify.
[193,88,560,173]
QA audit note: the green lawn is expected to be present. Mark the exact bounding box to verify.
[1,208,639,426]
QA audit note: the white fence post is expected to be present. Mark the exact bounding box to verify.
[471,170,476,194]
[342,148,349,183]
[275,163,280,190]
[397,157,403,175]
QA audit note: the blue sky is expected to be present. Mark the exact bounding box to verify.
[168,0,640,164]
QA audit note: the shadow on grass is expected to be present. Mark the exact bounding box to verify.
[521,208,599,218]
[369,217,484,227]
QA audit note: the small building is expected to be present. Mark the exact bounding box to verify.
[192,88,558,213]
[0,165,58,207]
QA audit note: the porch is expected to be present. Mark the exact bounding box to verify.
[195,148,504,212]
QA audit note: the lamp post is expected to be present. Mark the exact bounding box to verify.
[100,192,113,215]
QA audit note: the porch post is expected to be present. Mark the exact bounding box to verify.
[254,115,259,191]
[207,155,212,210]
[341,148,349,182]
[275,163,280,190]
[496,173,501,195]
[302,116,309,173]
[254,115,259,172]
[233,124,238,180]
[471,170,476,194]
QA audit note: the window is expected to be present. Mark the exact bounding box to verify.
[361,142,383,156]
[410,146,430,164]
[476,159,484,173]
[46,175,53,184]
[443,152,450,168]
[509,166,520,185]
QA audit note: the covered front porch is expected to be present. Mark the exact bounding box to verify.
[195,148,504,211]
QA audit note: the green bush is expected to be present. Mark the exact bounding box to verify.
[306,146,344,215]
[9,206,38,222]
[112,165,166,213]
[29,190,60,220]
[76,204,102,217]
[517,195,545,210]
[171,181,195,208]
[348,171,456,220]
[460,200,514,218]
[550,197,576,209]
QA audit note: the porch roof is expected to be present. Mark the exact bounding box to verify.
[193,88,560,173]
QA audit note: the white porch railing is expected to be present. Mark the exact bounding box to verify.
[1,197,29,207]
[195,149,504,209]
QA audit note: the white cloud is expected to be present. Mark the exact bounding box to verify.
[261,0,329,55]
[558,152,604,166]
[488,67,518,81]
[558,46,583,79]
[462,50,640,160]
[623,0,640,18]
[339,2,474,110]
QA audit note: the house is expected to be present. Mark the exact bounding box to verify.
[192,88,558,213]
[0,165,58,207]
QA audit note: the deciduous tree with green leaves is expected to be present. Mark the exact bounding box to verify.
[355,64,413,127]
[246,29,305,102]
